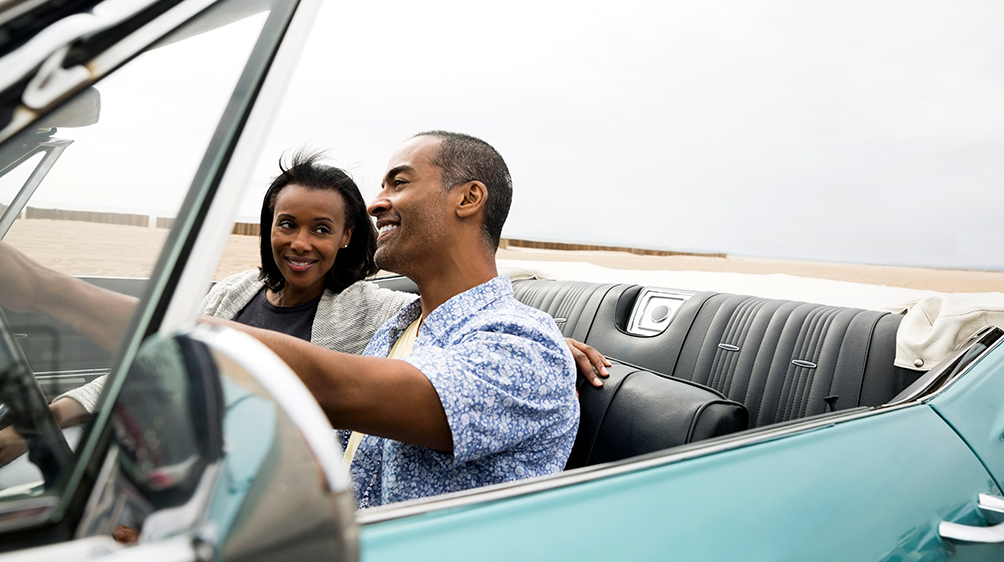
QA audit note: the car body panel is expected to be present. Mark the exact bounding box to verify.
[360,404,998,561]
[931,340,1004,491]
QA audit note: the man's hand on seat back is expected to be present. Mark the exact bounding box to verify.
[566,338,610,387]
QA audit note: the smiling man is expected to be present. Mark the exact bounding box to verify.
[238,131,579,507]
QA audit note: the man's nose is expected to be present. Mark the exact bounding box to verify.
[367,189,390,217]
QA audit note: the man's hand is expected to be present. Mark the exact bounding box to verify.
[0,242,136,352]
[565,338,610,387]
[0,426,27,467]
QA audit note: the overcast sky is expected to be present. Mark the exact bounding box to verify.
[7,0,1003,270]
[242,0,1004,270]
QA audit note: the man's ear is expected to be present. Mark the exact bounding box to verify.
[455,181,487,218]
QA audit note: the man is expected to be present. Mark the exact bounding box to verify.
[224,131,579,507]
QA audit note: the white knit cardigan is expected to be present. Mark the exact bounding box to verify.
[59,269,417,413]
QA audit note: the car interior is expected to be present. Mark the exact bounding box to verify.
[376,274,923,468]
[2,270,929,478]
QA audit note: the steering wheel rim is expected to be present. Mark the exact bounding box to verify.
[0,305,72,486]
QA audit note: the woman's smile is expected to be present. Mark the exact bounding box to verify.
[284,255,319,272]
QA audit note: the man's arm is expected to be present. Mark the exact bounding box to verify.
[0,398,89,466]
[207,318,453,452]
[0,242,136,352]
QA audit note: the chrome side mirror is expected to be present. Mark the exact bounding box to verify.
[79,325,357,560]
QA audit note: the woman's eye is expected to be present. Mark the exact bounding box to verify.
[277,220,294,229]
[315,226,331,235]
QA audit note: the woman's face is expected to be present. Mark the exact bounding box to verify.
[270,184,352,302]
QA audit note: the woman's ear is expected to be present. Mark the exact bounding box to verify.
[456,181,487,218]
[340,228,353,249]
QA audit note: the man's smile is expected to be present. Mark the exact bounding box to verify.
[376,222,399,242]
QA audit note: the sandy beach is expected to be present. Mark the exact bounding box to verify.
[4,219,1002,294]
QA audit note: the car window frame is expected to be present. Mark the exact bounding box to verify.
[0,0,304,538]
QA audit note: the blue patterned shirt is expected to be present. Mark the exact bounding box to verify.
[347,275,578,508]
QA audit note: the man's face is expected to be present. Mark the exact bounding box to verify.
[368,136,451,276]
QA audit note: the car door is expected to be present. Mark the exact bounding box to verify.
[357,355,1004,561]
[927,331,1004,555]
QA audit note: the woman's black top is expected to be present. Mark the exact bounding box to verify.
[231,286,322,341]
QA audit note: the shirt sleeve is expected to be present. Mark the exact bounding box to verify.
[404,322,577,466]
[54,374,106,413]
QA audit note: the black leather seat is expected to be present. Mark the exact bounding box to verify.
[568,359,747,469]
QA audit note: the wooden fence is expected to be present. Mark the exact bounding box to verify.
[3,207,722,257]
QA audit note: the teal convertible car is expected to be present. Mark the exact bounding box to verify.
[1,0,1003,560]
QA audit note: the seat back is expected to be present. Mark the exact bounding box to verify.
[511,279,919,430]
[568,359,747,469]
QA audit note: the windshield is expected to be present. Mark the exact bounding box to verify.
[0,0,274,528]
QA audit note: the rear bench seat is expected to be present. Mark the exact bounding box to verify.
[512,279,922,458]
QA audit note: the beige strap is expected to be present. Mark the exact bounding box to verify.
[343,317,422,470]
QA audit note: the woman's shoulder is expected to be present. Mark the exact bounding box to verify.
[201,269,263,317]
[318,280,416,326]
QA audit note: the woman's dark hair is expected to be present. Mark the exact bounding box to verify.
[258,150,378,293]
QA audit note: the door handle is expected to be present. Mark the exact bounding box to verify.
[940,493,1004,544]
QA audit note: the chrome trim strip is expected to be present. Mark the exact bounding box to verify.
[35,369,108,377]
[718,343,739,352]
[2,536,122,562]
[791,359,817,369]
[357,403,913,525]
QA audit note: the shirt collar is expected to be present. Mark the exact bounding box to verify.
[388,275,512,342]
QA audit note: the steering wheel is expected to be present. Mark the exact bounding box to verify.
[0,305,72,487]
